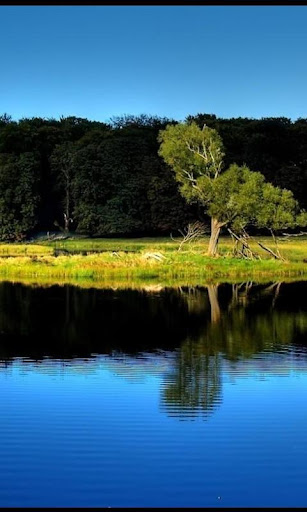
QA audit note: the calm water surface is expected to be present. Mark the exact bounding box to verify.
[0,281,307,507]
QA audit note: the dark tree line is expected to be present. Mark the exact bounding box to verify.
[0,112,306,240]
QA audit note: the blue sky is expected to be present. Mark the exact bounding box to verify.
[1,6,307,122]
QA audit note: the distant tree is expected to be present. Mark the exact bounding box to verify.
[109,113,174,130]
[59,116,107,142]
[0,153,40,240]
[0,113,12,126]
[72,125,190,236]
[50,142,76,232]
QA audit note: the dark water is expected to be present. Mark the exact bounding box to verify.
[1,281,307,507]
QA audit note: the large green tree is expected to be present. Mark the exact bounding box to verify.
[158,122,226,255]
[159,122,306,256]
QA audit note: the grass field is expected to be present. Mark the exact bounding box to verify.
[42,235,307,261]
[0,236,305,288]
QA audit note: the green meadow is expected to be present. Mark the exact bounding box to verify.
[0,236,305,288]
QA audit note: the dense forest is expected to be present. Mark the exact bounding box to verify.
[0,112,306,240]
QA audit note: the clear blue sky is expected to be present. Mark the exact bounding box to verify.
[1,6,307,122]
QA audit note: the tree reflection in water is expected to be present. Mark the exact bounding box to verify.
[161,281,307,419]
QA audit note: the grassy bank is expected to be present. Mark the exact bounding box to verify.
[0,236,305,287]
[43,235,307,261]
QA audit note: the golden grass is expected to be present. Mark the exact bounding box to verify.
[0,236,304,287]
[42,234,307,262]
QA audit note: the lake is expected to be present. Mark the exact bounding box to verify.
[1,280,307,507]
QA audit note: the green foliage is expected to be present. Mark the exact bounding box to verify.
[208,164,265,230]
[0,153,40,240]
[210,164,301,233]
[158,121,224,191]
[72,128,189,236]
[297,211,307,227]
[256,183,299,231]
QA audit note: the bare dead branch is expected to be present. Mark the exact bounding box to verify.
[227,228,260,260]
[280,231,307,240]
[174,221,208,251]
[256,240,286,261]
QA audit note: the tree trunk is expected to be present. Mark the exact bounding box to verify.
[64,176,70,232]
[207,218,221,256]
[64,213,69,232]
[207,284,221,323]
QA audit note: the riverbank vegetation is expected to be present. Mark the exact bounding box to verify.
[0,236,305,285]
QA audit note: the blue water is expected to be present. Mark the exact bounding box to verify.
[0,281,306,507]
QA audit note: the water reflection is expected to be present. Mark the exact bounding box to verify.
[1,280,307,508]
[0,281,306,421]
[160,282,307,419]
